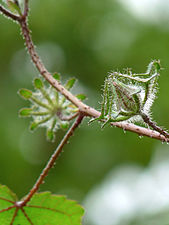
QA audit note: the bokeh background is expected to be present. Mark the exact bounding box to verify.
[0,0,169,224]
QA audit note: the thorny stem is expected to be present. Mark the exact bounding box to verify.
[0,1,168,213]
[141,113,169,139]
[0,3,169,142]
[23,0,29,18]
[21,112,84,206]
[19,19,98,117]
[112,121,169,142]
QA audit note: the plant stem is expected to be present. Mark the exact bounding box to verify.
[19,19,98,117]
[0,3,169,143]
[17,18,169,143]
[112,121,168,142]
[23,0,29,17]
[21,112,84,206]
[141,113,169,140]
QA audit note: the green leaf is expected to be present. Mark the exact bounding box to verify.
[0,185,17,224]
[53,72,61,81]
[34,78,44,89]
[46,129,55,142]
[19,108,33,117]
[30,122,39,131]
[19,88,32,99]
[0,184,84,225]
[76,94,86,101]
[65,78,76,90]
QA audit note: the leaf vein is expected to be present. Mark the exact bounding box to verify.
[10,208,18,225]
[26,205,72,217]
[0,205,15,214]
[21,208,34,225]
[0,197,14,204]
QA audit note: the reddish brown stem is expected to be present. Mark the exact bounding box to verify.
[0,2,169,143]
[19,19,98,117]
[21,113,84,206]
[24,0,29,17]
[141,113,169,140]
[18,17,169,143]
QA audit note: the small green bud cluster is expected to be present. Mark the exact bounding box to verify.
[19,73,86,142]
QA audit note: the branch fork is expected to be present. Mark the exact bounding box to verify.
[0,0,169,209]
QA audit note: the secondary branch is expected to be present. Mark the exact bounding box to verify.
[0,3,168,143]
[20,112,85,206]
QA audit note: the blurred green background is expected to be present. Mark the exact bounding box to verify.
[0,0,169,224]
